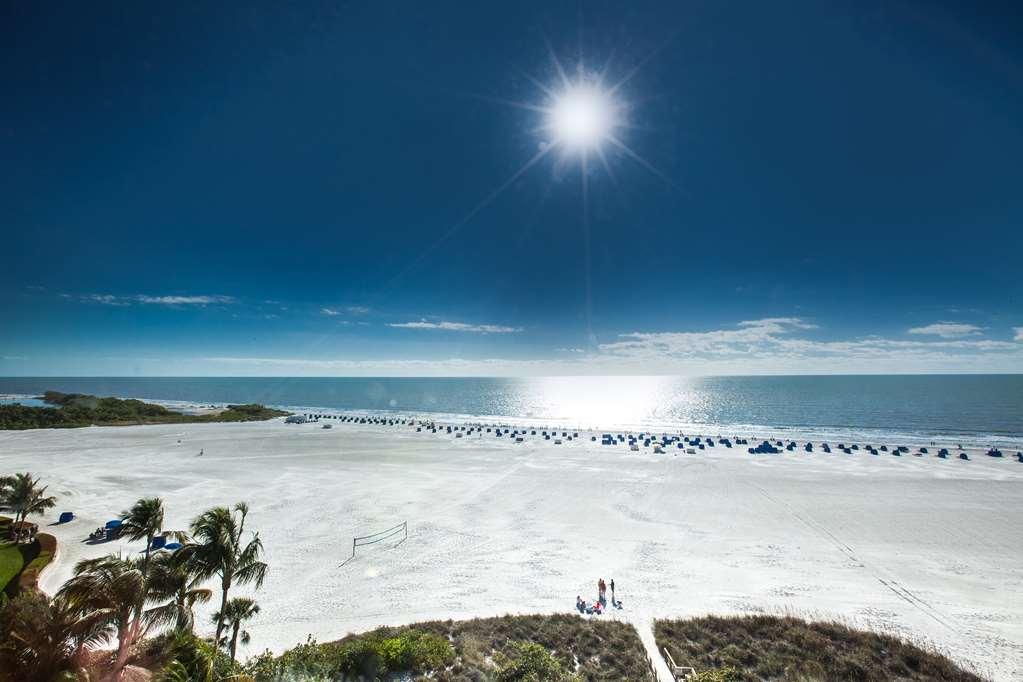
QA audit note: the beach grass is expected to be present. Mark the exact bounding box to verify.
[654,614,984,681]
[247,613,656,681]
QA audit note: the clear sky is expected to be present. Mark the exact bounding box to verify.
[2,1,1021,376]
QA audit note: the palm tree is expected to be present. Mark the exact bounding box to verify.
[184,502,268,647]
[212,597,260,662]
[119,497,185,576]
[0,591,110,681]
[148,551,213,633]
[58,554,166,680]
[2,472,57,536]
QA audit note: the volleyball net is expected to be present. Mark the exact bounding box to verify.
[341,521,408,566]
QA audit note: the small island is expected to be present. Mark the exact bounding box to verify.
[0,391,289,430]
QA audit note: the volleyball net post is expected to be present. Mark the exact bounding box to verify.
[340,521,408,566]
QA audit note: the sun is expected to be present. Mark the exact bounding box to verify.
[547,81,619,151]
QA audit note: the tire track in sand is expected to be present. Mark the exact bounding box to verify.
[748,482,962,635]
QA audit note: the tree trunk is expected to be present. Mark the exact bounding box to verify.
[177,595,190,632]
[230,621,240,662]
[142,532,153,575]
[105,618,133,682]
[214,577,230,647]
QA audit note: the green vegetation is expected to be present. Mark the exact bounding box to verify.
[654,614,983,682]
[690,668,741,682]
[0,391,289,430]
[0,477,269,682]
[1,472,57,529]
[0,590,109,682]
[213,596,261,663]
[148,550,213,634]
[14,532,56,593]
[497,641,570,681]
[0,539,23,596]
[183,502,268,648]
[147,630,248,682]
[0,476,59,595]
[247,614,654,681]
[245,629,454,680]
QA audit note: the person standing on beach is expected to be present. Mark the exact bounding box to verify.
[610,578,615,603]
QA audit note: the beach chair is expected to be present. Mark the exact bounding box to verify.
[662,648,697,681]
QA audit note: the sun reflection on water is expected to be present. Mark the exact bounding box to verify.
[507,376,707,429]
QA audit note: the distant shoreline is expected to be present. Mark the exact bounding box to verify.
[0,391,289,430]
[1,374,1021,447]
[2,391,1022,450]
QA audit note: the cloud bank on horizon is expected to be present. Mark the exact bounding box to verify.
[193,316,1023,375]
[2,291,1020,376]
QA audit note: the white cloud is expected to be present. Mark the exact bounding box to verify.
[594,317,1023,374]
[388,320,522,334]
[322,306,370,317]
[737,317,817,331]
[83,294,131,306]
[907,322,983,338]
[600,317,816,358]
[135,295,234,306]
[78,294,233,307]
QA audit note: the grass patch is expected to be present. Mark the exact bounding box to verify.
[0,517,55,597]
[17,532,55,592]
[654,614,983,681]
[0,541,23,595]
[0,517,22,596]
[246,614,655,681]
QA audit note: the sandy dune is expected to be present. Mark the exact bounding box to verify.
[1,419,1021,680]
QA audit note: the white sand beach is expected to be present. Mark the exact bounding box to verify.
[2,419,1021,680]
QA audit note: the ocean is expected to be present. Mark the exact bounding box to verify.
[1,375,1021,447]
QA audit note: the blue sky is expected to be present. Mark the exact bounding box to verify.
[2,1,1021,376]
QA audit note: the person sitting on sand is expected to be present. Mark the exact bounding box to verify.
[576,596,585,613]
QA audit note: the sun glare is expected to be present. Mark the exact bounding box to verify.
[548,83,617,151]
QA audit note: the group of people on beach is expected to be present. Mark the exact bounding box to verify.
[576,577,622,615]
